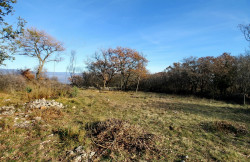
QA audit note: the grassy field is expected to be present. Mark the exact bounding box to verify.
[0,89,249,161]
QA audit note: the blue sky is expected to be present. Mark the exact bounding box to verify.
[2,0,250,73]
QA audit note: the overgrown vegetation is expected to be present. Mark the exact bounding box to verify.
[0,89,249,161]
[0,71,76,100]
[139,52,250,104]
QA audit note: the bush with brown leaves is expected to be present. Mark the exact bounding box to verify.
[20,69,35,80]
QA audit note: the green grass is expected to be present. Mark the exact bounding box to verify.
[0,90,249,161]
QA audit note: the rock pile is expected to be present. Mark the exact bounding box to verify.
[27,98,64,109]
[66,146,95,162]
[0,105,15,115]
[0,99,66,131]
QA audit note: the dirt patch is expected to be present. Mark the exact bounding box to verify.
[85,118,162,161]
[201,120,248,136]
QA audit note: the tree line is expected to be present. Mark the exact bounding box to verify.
[69,47,148,91]
[1,1,250,104]
[139,52,250,104]
[70,50,250,104]
[70,24,250,104]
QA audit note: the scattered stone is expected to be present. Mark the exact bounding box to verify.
[3,99,11,102]
[13,120,32,128]
[39,140,51,150]
[0,105,15,115]
[40,140,51,145]
[66,150,75,156]
[75,146,85,153]
[34,116,42,121]
[66,146,95,161]
[27,98,64,109]
[73,155,83,162]
[89,151,95,158]
[180,155,189,161]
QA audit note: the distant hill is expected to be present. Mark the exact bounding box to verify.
[0,69,77,84]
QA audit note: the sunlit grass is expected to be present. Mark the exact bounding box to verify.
[0,89,249,161]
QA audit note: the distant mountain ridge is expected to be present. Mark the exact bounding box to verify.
[0,69,75,84]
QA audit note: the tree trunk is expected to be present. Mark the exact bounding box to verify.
[103,80,106,89]
[136,76,140,93]
[244,93,246,105]
[120,77,123,90]
[36,61,44,80]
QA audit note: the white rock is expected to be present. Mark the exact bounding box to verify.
[89,151,95,158]
[73,155,82,162]
[66,150,75,156]
[75,146,84,153]
[34,116,42,121]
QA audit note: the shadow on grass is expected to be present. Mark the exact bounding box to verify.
[201,120,248,136]
[52,128,79,142]
[149,101,250,124]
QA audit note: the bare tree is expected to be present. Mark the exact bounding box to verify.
[67,50,77,78]
[16,27,65,80]
[238,24,250,42]
[87,49,117,88]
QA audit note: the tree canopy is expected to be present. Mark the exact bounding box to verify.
[16,27,65,79]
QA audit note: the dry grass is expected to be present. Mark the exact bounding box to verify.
[24,80,73,100]
[85,118,163,161]
[28,107,64,122]
[0,74,27,92]
[0,89,249,161]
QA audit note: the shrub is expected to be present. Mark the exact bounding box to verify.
[69,75,84,87]
[70,86,79,98]
[25,86,32,93]
[0,73,27,92]
[19,69,35,80]
[25,79,73,100]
